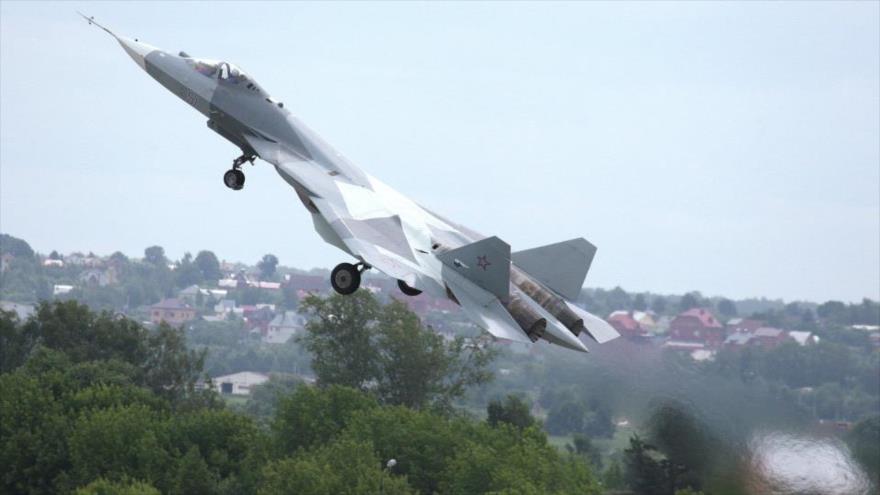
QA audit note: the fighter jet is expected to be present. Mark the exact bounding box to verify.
[81,15,619,352]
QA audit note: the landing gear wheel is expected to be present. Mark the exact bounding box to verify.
[397,279,422,296]
[223,169,245,190]
[331,263,361,295]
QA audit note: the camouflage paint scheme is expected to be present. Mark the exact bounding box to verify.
[82,15,619,353]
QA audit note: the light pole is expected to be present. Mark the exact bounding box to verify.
[380,458,397,494]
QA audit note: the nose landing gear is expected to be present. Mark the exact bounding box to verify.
[330,262,370,295]
[223,153,255,191]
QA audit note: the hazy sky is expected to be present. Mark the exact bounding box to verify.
[1,1,878,303]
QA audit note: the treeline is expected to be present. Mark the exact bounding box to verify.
[0,299,605,494]
[581,285,879,327]
[5,232,878,328]
[0,234,292,311]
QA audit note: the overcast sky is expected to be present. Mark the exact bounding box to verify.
[1,1,877,303]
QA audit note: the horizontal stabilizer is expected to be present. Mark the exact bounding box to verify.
[512,238,596,300]
[564,301,620,344]
[438,236,511,300]
[445,272,531,344]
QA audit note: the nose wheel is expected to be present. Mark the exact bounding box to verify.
[223,169,245,190]
[223,153,255,191]
[331,262,370,295]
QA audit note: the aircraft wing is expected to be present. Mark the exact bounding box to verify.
[443,269,533,344]
[244,134,423,285]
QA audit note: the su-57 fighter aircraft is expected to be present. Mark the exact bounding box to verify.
[82,15,619,352]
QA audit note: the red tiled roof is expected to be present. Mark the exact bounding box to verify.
[678,308,722,328]
[608,312,640,331]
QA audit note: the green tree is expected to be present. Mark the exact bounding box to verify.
[0,233,35,258]
[298,292,381,390]
[272,385,378,455]
[651,296,668,314]
[375,300,450,409]
[109,251,130,265]
[194,250,222,282]
[847,415,880,484]
[569,433,602,468]
[716,298,737,319]
[174,252,202,288]
[545,400,586,435]
[259,437,413,495]
[603,460,625,489]
[144,246,167,266]
[633,293,648,311]
[0,368,72,494]
[679,292,702,312]
[74,478,161,495]
[0,310,31,372]
[245,374,302,421]
[817,300,847,321]
[624,435,674,495]
[68,404,172,490]
[487,395,536,430]
[258,254,279,280]
[170,446,217,495]
[607,286,633,310]
[376,301,496,410]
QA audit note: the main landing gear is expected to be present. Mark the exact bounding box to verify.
[331,262,370,295]
[397,279,422,296]
[223,153,255,191]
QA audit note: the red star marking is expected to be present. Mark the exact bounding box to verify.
[476,255,491,271]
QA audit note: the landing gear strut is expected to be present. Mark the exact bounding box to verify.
[223,153,255,191]
[331,262,370,295]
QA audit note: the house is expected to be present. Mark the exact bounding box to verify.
[632,311,657,330]
[607,311,650,339]
[178,285,228,305]
[213,371,269,396]
[66,253,105,268]
[788,331,819,346]
[78,268,116,287]
[150,298,197,325]
[243,305,275,332]
[668,308,725,348]
[751,327,791,349]
[214,299,237,314]
[284,273,328,294]
[53,284,74,296]
[41,258,64,268]
[726,318,763,334]
[265,311,304,344]
[723,332,754,349]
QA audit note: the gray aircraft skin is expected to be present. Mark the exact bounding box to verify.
[82,15,619,352]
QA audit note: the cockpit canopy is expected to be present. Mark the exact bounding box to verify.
[187,58,265,94]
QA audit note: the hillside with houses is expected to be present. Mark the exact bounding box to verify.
[2,232,879,493]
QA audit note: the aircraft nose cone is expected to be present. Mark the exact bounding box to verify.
[116,36,157,70]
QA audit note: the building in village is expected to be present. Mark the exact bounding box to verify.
[213,371,269,396]
[150,298,197,325]
[668,308,725,348]
[607,311,651,339]
[265,311,305,344]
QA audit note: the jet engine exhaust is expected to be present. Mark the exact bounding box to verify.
[510,267,584,336]
[503,290,547,342]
